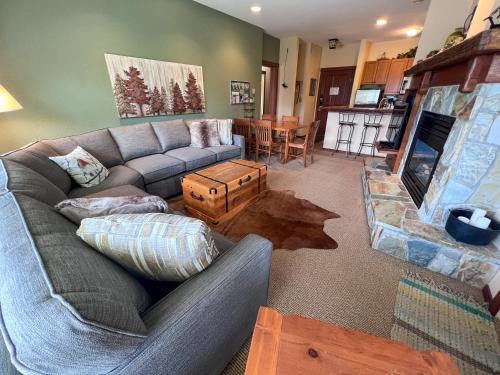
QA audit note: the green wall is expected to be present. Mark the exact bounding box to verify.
[0,0,276,153]
[263,33,280,63]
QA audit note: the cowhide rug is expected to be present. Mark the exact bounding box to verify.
[170,190,339,250]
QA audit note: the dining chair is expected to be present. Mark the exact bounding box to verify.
[233,118,254,158]
[281,115,299,124]
[253,119,282,164]
[284,120,321,167]
[262,114,276,121]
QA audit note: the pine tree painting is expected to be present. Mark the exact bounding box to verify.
[113,74,136,118]
[185,71,203,112]
[105,53,206,119]
[172,82,187,114]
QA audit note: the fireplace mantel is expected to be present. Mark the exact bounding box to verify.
[393,29,500,173]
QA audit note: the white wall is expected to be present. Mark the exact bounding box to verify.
[321,41,360,68]
[349,39,372,106]
[295,42,322,126]
[467,0,500,38]
[414,0,476,62]
[367,37,420,60]
[277,36,300,119]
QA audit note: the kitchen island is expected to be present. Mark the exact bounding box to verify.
[322,107,404,157]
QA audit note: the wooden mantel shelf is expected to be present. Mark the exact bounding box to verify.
[406,29,500,77]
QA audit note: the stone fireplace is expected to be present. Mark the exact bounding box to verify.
[362,30,500,288]
[401,110,455,207]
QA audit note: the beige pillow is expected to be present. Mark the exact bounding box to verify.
[55,195,169,224]
[49,146,109,187]
[76,213,219,282]
[188,120,221,148]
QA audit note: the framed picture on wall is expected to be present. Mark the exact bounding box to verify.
[309,78,317,96]
[104,53,206,118]
[230,80,250,105]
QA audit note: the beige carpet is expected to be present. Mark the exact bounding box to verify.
[223,150,499,374]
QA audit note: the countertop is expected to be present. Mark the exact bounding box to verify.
[320,106,404,114]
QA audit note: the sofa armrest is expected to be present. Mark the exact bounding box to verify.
[232,134,245,160]
[115,234,272,375]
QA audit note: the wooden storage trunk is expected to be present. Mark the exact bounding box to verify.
[181,160,267,225]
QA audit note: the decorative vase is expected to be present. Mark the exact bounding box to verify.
[443,28,465,50]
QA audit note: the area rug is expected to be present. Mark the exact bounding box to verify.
[391,273,500,375]
[217,190,339,250]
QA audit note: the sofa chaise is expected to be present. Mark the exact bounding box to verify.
[0,119,273,375]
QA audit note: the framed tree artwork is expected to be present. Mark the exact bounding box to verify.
[104,54,206,119]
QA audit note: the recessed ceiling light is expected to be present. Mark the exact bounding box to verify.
[376,18,387,26]
[250,6,261,13]
[406,28,419,37]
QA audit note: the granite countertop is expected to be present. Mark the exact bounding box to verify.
[320,106,404,114]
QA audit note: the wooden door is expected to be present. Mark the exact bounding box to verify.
[315,66,356,141]
[262,60,279,115]
[385,59,408,94]
[361,61,377,84]
[374,60,391,84]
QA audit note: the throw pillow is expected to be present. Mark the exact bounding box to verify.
[55,195,169,224]
[189,120,221,148]
[217,119,233,145]
[49,146,109,187]
[76,213,219,282]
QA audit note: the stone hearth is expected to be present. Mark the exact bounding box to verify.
[362,163,500,288]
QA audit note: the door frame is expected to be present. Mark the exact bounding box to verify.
[262,60,279,115]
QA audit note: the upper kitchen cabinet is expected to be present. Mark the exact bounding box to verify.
[361,61,377,84]
[360,58,414,93]
[373,60,391,84]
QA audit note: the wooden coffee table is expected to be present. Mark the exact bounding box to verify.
[181,160,267,226]
[245,307,459,375]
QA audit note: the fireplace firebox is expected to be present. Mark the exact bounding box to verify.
[402,111,455,207]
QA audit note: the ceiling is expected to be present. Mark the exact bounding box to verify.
[194,0,430,45]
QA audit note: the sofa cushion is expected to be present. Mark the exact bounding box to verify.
[86,184,149,198]
[2,141,73,193]
[42,129,124,168]
[109,123,163,161]
[68,165,143,198]
[165,147,217,171]
[126,154,185,184]
[0,159,67,206]
[205,145,241,161]
[49,146,110,187]
[0,192,151,374]
[217,119,233,145]
[151,120,191,152]
[77,213,219,282]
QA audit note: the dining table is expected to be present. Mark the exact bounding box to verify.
[269,121,309,163]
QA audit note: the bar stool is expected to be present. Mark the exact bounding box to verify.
[334,112,357,156]
[357,113,383,157]
[386,114,403,142]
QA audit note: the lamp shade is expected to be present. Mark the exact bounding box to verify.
[0,84,22,113]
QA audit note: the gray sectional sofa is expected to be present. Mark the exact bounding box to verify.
[0,119,272,375]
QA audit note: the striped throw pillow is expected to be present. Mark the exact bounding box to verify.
[76,213,219,282]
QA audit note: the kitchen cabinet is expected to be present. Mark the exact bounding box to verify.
[361,61,377,84]
[359,58,414,93]
[385,59,410,94]
[374,60,391,84]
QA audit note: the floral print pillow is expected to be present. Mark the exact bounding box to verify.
[49,146,109,187]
